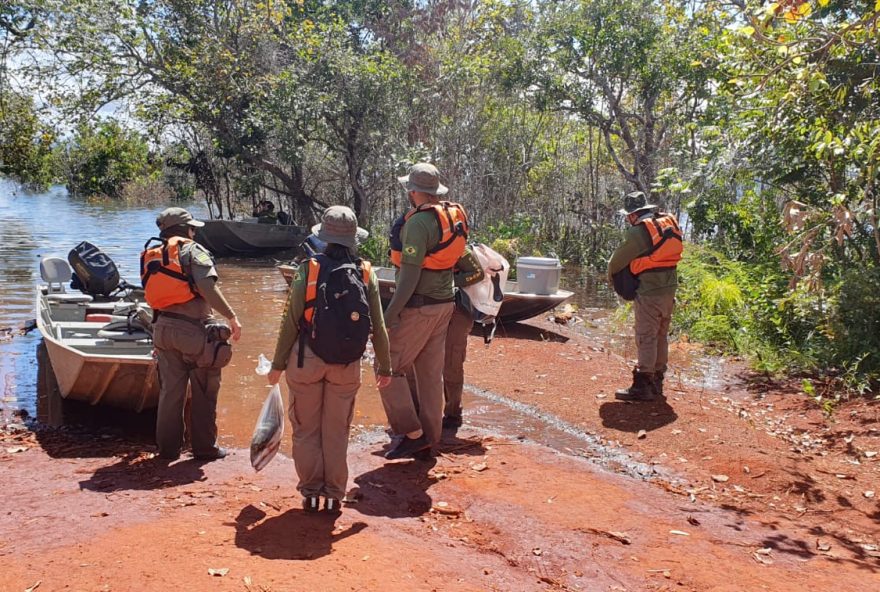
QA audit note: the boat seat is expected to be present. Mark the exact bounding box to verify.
[41,257,93,303]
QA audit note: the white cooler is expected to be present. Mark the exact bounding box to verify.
[516,256,562,295]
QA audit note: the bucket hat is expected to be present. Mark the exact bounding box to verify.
[619,191,659,216]
[156,207,205,230]
[397,163,448,196]
[310,205,369,249]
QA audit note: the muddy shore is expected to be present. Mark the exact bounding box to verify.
[2,315,879,591]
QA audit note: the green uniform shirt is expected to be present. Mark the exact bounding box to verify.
[399,210,455,299]
[607,219,678,297]
[271,260,392,375]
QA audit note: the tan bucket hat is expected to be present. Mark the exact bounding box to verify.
[310,205,369,249]
[156,207,205,230]
[397,162,448,196]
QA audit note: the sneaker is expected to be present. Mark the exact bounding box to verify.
[193,447,228,461]
[324,498,342,513]
[384,434,430,460]
[302,495,320,513]
[442,415,463,429]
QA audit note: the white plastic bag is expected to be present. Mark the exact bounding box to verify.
[250,354,284,471]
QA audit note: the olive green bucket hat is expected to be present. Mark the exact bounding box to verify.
[398,162,448,196]
[619,191,658,216]
[310,205,369,249]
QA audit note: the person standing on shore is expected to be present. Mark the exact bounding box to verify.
[142,207,242,461]
[380,163,469,459]
[607,192,682,401]
[267,206,392,513]
[441,252,484,429]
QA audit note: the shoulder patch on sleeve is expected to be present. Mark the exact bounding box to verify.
[193,248,213,266]
[404,245,417,256]
[293,272,302,283]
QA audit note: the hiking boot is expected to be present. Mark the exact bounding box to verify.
[442,415,463,430]
[384,434,430,460]
[614,370,659,402]
[302,495,320,513]
[193,447,228,461]
[157,449,180,461]
[654,369,666,398]
[324,498,342,513]
[412,448,435,461]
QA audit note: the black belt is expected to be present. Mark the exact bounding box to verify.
[405,295,455,308]
[155,310,205,327]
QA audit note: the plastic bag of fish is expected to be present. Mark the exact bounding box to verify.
[250,384,284,471]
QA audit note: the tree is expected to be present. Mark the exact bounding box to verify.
[523,0,718,199]
[0,90,55,189]
[57,119,153,198]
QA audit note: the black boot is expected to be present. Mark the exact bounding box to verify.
[654,369,666,398]
[615,370,659,402]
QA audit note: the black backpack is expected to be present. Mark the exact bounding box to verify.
[68,241,121,296]
[298,254,372,367]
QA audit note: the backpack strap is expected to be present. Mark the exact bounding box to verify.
[298,257,322,368]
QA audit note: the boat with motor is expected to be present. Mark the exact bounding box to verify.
[194,218,309,257]
[276,264,574,324]
[35,256,158,413]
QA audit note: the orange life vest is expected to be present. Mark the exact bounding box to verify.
[140,236,198,310]
[302,258,372,325]
[629,213,683,276]
[389,202,469,270]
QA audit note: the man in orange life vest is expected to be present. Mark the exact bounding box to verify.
[379,163,472,459]
[607,192,683,401]
[142,208,242,460]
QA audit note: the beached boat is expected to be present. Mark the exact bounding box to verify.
[36,258,158,413]
[277,264,574,324]
[194,219,309,257]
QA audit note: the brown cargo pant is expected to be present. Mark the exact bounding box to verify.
[153,316,221,458]
[285,343,361,500]
[379,302,454,447]
[633,292,676,374]
[443,303,473,419]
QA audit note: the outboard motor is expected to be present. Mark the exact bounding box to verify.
[68,241,139,298]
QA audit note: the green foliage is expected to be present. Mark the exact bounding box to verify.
[832,267,880,384]
[357,231,390,267]
[0,91,56,189]
[58,120,155,198]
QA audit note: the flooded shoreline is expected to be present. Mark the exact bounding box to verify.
[1,180,718,456]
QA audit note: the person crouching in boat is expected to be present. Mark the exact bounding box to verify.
[266,205,392,513]
[141,207,243,461]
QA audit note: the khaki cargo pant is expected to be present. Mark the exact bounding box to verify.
[379,302,454,447]
[153,316,221,458]
[633,292,676,374]
[443,303,473,419]
[285,343,361,500]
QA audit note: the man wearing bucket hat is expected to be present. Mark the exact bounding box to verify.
[268,205,392,513]
[379,162,470,459]
[607,191,683,401]
[142,207,242,461]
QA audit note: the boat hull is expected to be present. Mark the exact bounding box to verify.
[195,220,308,257]
[36,290,159,412]
[277,264,574,324]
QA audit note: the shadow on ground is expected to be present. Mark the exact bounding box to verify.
[79,452,206,492]
[232,504,366,561]
[598,400,677,433]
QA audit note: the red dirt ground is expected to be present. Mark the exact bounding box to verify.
[1,315,878,591]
